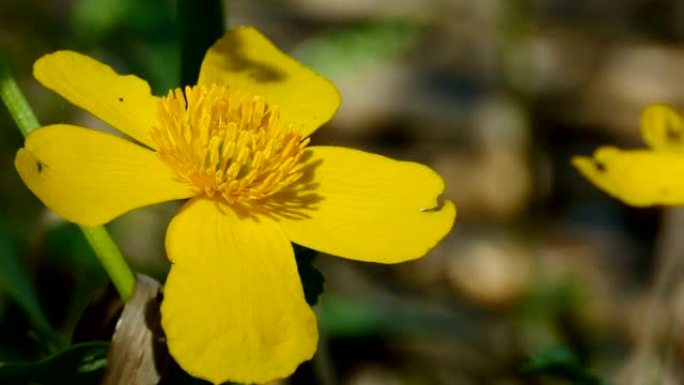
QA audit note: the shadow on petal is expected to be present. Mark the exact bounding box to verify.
[208,31,287,83]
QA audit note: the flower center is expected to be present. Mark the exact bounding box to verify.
[151,85,309,205]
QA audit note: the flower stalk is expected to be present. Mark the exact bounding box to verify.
[80,227,136,300]
[0,54,135,301]
[0,54,39,136]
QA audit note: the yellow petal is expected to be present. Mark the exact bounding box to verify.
[198,26,340,137]
[34,50,160,148]
[640,104,684,151]
[572,146,684,206]
[15,124,193,226]
[161,198,317,384]
[275,146,456,263]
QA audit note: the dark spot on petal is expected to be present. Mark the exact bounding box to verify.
[118,97,124,102]
[421,195,447,212]
[36,161,44,173]
[594,161,606,172]
[210,32,286,83]
[666,126,681,142]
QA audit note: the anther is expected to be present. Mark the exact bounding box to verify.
[151,85,308,205]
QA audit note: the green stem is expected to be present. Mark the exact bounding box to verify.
[0,55,40,135]
[80,227,135,300]
[0,54,136,301]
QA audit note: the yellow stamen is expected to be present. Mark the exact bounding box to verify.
[151,85,308,205]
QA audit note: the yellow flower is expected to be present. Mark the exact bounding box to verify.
[573,104,684,206]
[15,27,455,384]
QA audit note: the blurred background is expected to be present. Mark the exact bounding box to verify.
[3,0,684,384]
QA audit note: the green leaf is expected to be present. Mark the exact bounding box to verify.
[293,244,325,306]
[71,0,130,41]
[0,221,54,341]
[293,20,422,78]
[525,346,609,385]
[177,0,225,86]
[319,297,461,338]
[0,341,109,385]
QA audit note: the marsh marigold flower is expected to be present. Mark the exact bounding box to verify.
[15,27,455,384]
[573,104,684,206]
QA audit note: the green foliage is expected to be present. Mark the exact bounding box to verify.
[70,0,180,93]
[71,0,129,41]
[525,346,609,385]
[319,297,459,338]
[42,223,110,336]
[293,244,325,306]
[0,221,54,344]
[177,0,225,86]
[319,297,387,337]
[0,341,109,385]
[293,20,422,78]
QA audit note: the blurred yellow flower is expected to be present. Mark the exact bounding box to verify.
[15,27,455,384]
[573,104,684,206]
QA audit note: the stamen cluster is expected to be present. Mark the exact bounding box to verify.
[151,85,309,205]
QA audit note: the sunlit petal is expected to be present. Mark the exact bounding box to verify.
[34,50,160,148]
[572,146,684,206]
[162,198,317,384]
[198,27,340,137]
[15,124,193,226]
[275,146,456,263]
[640,104,684,152]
